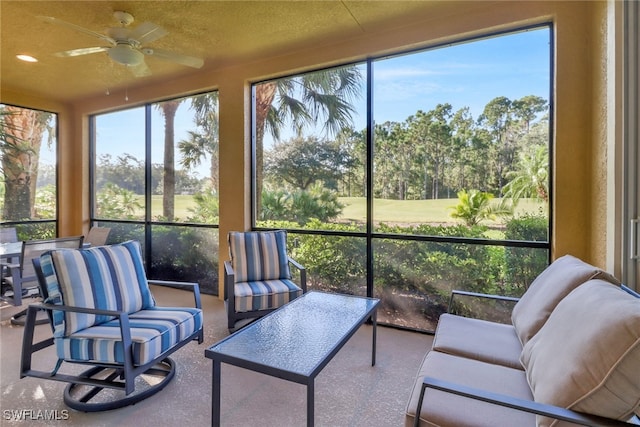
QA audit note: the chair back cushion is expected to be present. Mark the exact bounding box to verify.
[511,254,619,346]
[520,279,640,426]
[228,230,292,283]
[42,240,155,336]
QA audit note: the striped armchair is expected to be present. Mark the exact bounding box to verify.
[225,230,306,330]
[20,240,203,412]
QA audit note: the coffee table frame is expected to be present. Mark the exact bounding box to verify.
[205,291,379,427]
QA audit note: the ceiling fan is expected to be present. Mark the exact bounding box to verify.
[38,11,204,77]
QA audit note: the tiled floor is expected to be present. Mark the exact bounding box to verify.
[0,286,432,426]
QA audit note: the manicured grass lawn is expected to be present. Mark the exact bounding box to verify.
[338,197,545,226]
[151,195,196,218]
[143,195,546,226]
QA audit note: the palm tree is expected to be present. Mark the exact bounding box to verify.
[1,105,54,220]
[254,66,363,211]
[450,189,512,227]
[502,145,549,206]
[179,93,219,190]
[157,100,182,220]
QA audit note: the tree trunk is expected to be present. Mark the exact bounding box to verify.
[2,106,45,220]
[253,82,277,216]
[160,101,180,221]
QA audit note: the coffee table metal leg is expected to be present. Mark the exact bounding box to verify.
[371,309,377,366]
[307,380,315,427]
[212,360,221,427]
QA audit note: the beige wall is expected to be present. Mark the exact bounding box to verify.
[2,1,622,293]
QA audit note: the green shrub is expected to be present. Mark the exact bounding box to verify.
[503,213,549,295]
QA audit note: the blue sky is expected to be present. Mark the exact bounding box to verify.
[267,26,550,145]
[84,26,550,178]
[372,27,550,124]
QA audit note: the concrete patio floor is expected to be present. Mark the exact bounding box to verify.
[0,285,432,426]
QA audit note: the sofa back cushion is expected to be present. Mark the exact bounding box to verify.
[511,254,619,346]
[46,240,155,336]
[520,279,640,426]
[228,230,291,283]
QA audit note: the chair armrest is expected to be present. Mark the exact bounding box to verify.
[288,256,307,292]
[448,290,520,314]
[223,260,235,301]
[415,377,636,427]
[36,301,128,317]
[148,280,202,309]
[224,260,234,276]
[21,303,134,378]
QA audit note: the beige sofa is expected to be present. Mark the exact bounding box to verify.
[405,255,640,427]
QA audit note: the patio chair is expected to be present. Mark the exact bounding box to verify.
[1,227,19,290]
[85,226,111,247]
[20,240,203,412]
[225,230,306,330]
[4,236,83,310]
[0,227,18,244]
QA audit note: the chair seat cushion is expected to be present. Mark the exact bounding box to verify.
[55,307,203,366]
[432,313,524,370]
[234,279,302,312]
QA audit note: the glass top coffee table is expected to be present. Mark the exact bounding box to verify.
[205,291,379,427]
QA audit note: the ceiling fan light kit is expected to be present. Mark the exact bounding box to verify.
[109,43,144,66]
[38,10,203,76]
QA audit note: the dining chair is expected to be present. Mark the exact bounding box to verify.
[85,226,111,247]
[1,227,19,291]
[3,236,84,325]
[0,227,18,244]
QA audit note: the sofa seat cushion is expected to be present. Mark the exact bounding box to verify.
[55,307,203,366]
[406,351,535,427]
[233,279,302,312]
[511,255,619,347]
[432,313,523,370]
[521,279,640,426]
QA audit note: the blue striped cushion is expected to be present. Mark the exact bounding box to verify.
[55,307,203,366]
[39,252,66,338]
[49,240,155,336]
[233,279,302,312]
[228,231,291,282]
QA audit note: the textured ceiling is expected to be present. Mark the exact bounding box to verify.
[1,0,446,104]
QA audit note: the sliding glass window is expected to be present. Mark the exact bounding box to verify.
[253,25,552,331]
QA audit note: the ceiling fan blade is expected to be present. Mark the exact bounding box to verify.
[37,16,115,45]
[130,61,152,78]
[143,48,204,69]
[130,22,168,45]
[53,46,109,57]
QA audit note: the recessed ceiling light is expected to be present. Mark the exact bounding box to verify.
[16,54,38,63]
